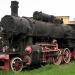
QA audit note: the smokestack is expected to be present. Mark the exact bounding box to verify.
[10,1,19,16]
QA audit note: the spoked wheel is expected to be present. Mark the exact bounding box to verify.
[10,57,23,72]
[53,50,62,65]
[63,48,71,64]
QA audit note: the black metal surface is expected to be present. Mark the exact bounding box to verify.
[1,15,66,38]
[0,0,75,51]
[1,15,31,36]
[29,18,65,38]
[10,1,19,16]
[33,11,63,24]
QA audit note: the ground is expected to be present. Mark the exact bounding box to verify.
[0,61,75,75]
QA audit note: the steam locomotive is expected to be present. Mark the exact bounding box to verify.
[0,1,75,72]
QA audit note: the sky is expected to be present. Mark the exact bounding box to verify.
[0,0,75,20]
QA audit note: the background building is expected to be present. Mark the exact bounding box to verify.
[57,16,75,24]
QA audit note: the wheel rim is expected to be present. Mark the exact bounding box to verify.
[53,50,62,65]
[63,48,71,63]
[10,57,23,72]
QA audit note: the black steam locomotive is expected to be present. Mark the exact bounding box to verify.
[0,1,75,72]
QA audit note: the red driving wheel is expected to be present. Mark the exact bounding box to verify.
[53,50,62,65]
[63,48,71,64]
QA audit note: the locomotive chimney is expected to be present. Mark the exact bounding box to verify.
[10,1,19,16]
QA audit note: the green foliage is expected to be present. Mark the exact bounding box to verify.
[0,61,75,75]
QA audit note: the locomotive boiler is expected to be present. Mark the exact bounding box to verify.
[0,1,75,72]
